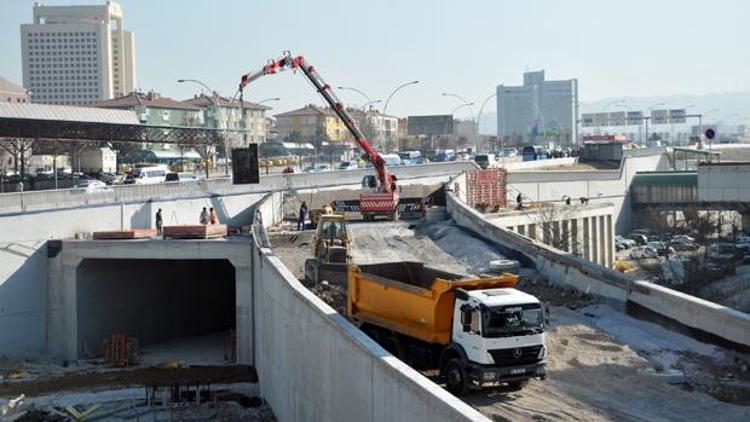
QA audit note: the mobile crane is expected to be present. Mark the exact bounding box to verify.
[238,52,400,221]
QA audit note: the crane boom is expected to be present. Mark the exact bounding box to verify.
[239,52,393,192]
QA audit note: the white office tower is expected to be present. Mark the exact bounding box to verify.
[21,1,137,105]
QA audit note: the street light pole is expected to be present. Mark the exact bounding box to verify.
[382,80,419,151]
[337,86,372,107]
[178,78,230,175]
[442,92,477,152]
[475,93,497,152]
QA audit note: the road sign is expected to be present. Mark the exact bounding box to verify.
[705,128,716,139]
[626,111,643,126]
[650,109,669,125]
[669,109,686,124]
[609,111,626,126]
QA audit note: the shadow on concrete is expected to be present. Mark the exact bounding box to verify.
[0,241,49,358]
[129,203,152,230]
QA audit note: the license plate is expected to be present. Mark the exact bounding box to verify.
[510,368,526,375]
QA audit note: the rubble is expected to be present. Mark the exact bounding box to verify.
[310,281,348,315]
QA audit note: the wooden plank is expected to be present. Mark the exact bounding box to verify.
[93,229,156,240]
[162,224,227,239]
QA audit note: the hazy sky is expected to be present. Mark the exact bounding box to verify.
[1,0,748,118]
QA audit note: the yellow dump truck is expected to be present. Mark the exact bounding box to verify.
[348,262,548,395]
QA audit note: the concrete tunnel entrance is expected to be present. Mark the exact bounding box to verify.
[76,259,236,363]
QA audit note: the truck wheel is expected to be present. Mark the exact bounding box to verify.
[443,358,469,396]
[507,380,529,391]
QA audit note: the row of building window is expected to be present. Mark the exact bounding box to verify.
[5,97,28,103]
[31,74,99,81]
[30,44,98,50]
[30,81,98,88]
[27,31,96,37]
[29,47,98,55]
[28,38,96,44]
[30,68,98,75]
[29,63,99,69]
[30,56,98,63]
[32,88,99,98]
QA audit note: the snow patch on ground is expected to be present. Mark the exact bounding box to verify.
[579,304,722,369]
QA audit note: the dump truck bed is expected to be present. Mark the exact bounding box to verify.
[347,261,518,345]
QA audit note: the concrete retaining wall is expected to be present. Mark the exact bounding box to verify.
[506,153,668,233]
[629,280,750,348]
[445,190,630,301]
[0,190,265,359]
[445,183,750,348]
[251,244,487,421]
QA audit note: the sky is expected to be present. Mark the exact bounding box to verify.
[1,0,748,120]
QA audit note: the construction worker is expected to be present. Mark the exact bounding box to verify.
[516,192,523,210]
[298,201,308,231]
[155,208,163,235]
[209,207,218,224]
[200,207,209,225]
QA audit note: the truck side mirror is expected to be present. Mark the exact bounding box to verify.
[542,303,550,327]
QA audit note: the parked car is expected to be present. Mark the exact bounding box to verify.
[304,163,332,173]
[630,245,659,260]
[338,161,359,170]
[165,172,199,182]
[672,234,696,244]
[71,179,112,193]
[707,243,743,264]
[647,241,675,256]
[615,235,636,249]
[627,233,649,245]
[670,239,699,252]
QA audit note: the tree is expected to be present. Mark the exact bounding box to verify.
[0,138,36,176]
[531,204,586,256]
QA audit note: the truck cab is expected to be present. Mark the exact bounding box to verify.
[444,288,547,394]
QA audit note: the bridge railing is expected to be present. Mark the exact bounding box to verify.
[0,161,477,215]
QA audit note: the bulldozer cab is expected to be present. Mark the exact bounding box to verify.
[317,215,348,242]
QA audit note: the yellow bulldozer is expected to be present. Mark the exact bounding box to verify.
[304,214,351,285]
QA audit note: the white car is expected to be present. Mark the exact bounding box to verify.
[338,161,359,170]
[630,245,659,260]
[672,235,696,244]
[304,163,332,173]
[72,179,112,193]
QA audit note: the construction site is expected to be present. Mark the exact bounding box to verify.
[1,51,750,422]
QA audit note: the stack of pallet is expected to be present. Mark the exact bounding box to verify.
[466,168,508,210]
[92,229,156,240]
[162,224,228,239]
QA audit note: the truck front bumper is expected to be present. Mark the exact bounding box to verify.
[466,360,546,387]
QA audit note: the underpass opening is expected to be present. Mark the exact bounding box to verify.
[76,258,236,364]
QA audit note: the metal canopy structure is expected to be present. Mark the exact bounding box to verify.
[0,117,226,146]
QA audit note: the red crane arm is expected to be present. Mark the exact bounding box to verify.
[239,52,392,192]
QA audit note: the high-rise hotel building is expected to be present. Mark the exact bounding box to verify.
[21,1,136,105]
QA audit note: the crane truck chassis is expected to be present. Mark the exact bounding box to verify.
[347,262,548,395]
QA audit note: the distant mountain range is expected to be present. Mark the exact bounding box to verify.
[477,92,750,135]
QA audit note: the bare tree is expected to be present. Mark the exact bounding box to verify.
[531,204,586,256]
[0,138,36,176]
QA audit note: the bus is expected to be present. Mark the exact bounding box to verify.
[398,150,422,165]
[522,145,547,162]
[434,149,457,162]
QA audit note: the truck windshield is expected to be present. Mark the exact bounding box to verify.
[482,305,543,338]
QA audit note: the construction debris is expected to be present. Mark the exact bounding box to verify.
[310,281,347,315]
